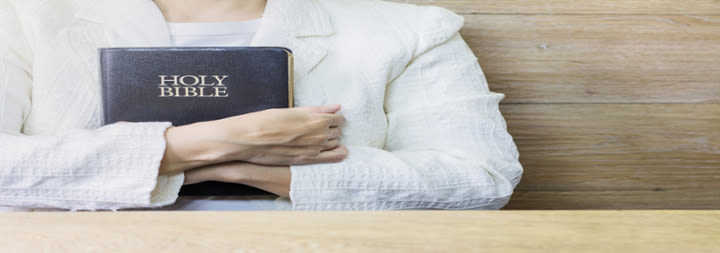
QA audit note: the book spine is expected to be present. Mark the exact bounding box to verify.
[98,49,111,125]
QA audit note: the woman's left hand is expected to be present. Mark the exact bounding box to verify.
[183,162,291,197]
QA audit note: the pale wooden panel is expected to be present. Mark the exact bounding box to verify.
[500,104,720,192]
[393,0,720,15]
[459,15,720,103]
[506,190,720,209]
[1,211,720,252]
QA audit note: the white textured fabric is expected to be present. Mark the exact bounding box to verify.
[167,19,261,47]
[0,0,184,211]
[0,0,523,211]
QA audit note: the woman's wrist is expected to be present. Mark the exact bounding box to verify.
[158,104,349,175]
[183,162,292,197]
[228,163,291,197]
[159,122,237,175]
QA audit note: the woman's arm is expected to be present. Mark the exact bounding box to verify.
[183,162,293,197]
[185,33,524,210]
[158,105,347,175]
[0,3,179,210]
[0,2,346,210]
[285,22,523,210]
[182,8,523,210]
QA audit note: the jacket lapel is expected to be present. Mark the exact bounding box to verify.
[73,0,333,82]
[250,0,333,82]
[73,0,171,47]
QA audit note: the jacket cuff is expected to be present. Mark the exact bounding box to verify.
[150,173,184,207]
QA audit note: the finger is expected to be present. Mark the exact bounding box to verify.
[322,138,341,151]
[291,104,341,114]
[322,114,347,127]
[328,127,343,140]
[312,145,348,164]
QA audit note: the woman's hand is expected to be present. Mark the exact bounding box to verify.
[159,104,348,175]
[212,104,348,165]
[183,162,292,197]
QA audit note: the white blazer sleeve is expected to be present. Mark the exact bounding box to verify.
[0,3,183,211]
[288,9,523,210]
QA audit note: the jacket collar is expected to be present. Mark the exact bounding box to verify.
[74,0,333,81]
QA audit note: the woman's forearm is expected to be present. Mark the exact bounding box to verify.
[183,162,291,197]
[159,123,236,175]
[234,164,291,197]
[159,105,347,175]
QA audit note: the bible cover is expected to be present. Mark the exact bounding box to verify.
[100,47,293,196]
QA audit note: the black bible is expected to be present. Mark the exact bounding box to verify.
[100,47,294,196]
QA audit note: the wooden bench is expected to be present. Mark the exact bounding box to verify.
[393,0,720,209]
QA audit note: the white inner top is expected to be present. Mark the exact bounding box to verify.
[167,18,262,47]
[157,19,291,211]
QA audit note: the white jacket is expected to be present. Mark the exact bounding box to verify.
[0,0,523,211]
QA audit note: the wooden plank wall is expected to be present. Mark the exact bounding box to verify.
[393,0,720,209]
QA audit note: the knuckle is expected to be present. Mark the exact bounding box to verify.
[332,153,347,162]
[310,134,327,144]
[291,157,306,165]
[321,118,333,127]
[336,116,347,125]
[325,141,338,149]
[293,153,317,164]
[299,136,319,145]
[300,148,321,159]
[291,149,306,156]
[311,148,323,157]
[318,117,333,125]
[308,119,325,129]
[333,129,343,137]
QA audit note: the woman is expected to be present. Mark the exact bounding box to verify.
[0,0,523,211]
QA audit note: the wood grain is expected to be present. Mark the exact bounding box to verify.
[501,104,720,193]
[392,0,720,15]
[381,1,720,209]
[1,211,719,252]
[506,191,720,209]
[460,14,720,104]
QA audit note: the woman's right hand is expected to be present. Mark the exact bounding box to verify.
[159,104,348,175]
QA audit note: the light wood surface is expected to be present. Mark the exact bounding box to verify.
[1,211,718,252]
[507,191,720,209]
[500,104,720,209]
[394,0,720,14]
[462,15,720,104]
[386,1,720,209]
[502,104,720,191]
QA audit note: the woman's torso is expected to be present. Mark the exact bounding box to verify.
[7,0,425,211]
